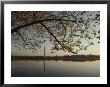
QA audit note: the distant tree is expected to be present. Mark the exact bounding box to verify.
[11,11,100,54]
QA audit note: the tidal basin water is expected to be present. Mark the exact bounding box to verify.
[11,60,100,77]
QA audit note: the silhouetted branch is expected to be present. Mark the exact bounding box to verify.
[75,22,82,29]
[59,20,66,39]
[40,22,77,54]
[11,19,76,34]
[16,31,26,44]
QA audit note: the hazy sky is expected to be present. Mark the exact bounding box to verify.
[11,11,100,56]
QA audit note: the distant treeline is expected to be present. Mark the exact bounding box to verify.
[11,55,100,62]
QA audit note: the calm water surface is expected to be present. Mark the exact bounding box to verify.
[11,60,100,77]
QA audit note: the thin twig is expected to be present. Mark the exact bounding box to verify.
[16,31,26,44]
[59,20,66,39]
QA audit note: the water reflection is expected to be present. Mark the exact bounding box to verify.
[11,59,100,77]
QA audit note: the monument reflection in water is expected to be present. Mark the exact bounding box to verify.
[11,47,100,77]
[11,59,100,77]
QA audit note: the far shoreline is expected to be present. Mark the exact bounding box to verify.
[11,55,100,62]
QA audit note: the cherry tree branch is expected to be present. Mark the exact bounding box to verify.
[11,19,76,34]
[16,31,26,44]
[59,20,66,39]
[40,22,77,54]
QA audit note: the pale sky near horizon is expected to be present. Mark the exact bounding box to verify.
[11,39,100,56]
[11,11,100,56]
